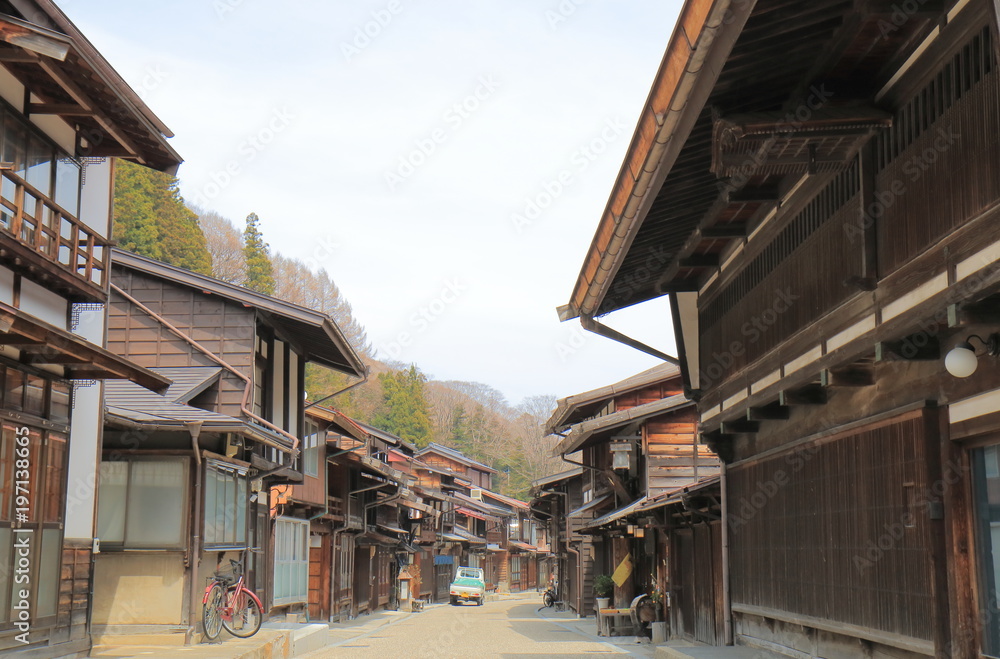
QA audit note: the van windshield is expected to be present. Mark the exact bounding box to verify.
[457,569,481,579]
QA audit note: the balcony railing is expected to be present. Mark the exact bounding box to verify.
[0,167,108,300]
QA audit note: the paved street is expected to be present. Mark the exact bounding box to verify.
[304,596,655,659]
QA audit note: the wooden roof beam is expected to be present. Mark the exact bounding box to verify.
[720,419,760,435]
[679,255,720,269]
[701,224,747,239]
[821,365,875,387]
[779,384,828,406]
[747,403,791,421]
[876,336,940,362]
[948,300,1000,328]
[27,102,95,117]
[35,59,146,163]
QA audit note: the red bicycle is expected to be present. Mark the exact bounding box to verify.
[202,558,263,640]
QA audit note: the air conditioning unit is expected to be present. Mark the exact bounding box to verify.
[470,488,483,500]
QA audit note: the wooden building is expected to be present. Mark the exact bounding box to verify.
[93,250,364,643]
[0,3,180,656]
[529,467,600,616]
[547,364,714,613]
[317,410,435,617]
[562,0,1000,656]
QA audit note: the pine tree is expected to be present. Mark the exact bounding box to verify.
[243,212,275,295]
[372,365,432,446]
[113,159,212,274]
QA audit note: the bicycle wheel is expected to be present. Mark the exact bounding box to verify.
[543,591,555,608]
[221,587,263,638]
[202,583,225,641]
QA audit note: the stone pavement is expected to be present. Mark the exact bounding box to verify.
[88,593,780,658]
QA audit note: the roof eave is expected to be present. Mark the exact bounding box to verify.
[562,0,754,321]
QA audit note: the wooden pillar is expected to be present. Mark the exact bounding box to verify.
[612,537,635,609]
[941,415,977,659]
[922,405,953,656]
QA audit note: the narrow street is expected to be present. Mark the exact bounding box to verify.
[303,596,655,659]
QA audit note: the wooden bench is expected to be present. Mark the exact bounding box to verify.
[597,608,635,636]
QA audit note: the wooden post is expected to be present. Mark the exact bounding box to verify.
[612,537,635,609]
[922,405,953,656]
[941,414,977,659]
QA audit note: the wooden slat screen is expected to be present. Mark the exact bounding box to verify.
[728,414,933,640]
[700,163,862,384]
[875,25,1000,274]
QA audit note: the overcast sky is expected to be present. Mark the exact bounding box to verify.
[68,1,683,406]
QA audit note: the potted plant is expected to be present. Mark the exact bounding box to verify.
[593,574,614,610]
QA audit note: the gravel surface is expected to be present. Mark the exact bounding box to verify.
[305,598,652,658]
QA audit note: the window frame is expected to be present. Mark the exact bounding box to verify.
[203,459,250,551]
[96,456,190,551]
[273,517,309,606]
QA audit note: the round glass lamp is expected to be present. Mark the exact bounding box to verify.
[944,342,978,378]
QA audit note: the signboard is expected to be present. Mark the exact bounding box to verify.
[612,553,633,587]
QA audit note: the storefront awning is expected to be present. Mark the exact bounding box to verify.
[566,493,612,519]
[508,541,537,553]
[582,496,649,531]
[456,506,487,521]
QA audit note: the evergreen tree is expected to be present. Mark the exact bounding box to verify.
[113,159,212,274]
[243,212,275,295]
[372,365,432,446]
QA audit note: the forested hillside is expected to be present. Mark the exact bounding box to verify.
[112,164,562,498]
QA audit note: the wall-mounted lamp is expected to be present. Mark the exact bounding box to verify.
[945,333,1000,377]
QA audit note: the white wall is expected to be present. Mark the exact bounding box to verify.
[64,305,107,541]
[79,158,112,239]
[18,278,67,328]
[272,340,286,430]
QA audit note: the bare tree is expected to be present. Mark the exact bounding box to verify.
[196,210,246,285]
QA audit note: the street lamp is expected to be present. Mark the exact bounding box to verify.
[944,333,1000,377]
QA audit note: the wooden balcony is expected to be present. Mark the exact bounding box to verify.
[0,168,108,302]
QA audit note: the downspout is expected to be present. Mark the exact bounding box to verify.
[111,283,301,453]
[721,462,733,645]
[186,421,204,644]
[305,371,370,410]
[579,316,680,365]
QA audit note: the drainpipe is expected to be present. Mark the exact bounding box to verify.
[111,283,302,453]
[186,421,204,644]
[305,371,370,410]
[721,462,733,645]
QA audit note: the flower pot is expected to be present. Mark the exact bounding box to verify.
[595,596,611,610]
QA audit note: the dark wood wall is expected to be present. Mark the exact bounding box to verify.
[671,521,723,646]
[728,410,935,644]
[109,269,254,417]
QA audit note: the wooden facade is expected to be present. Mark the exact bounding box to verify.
[0,3,181,657]
[563,0,1000,655]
